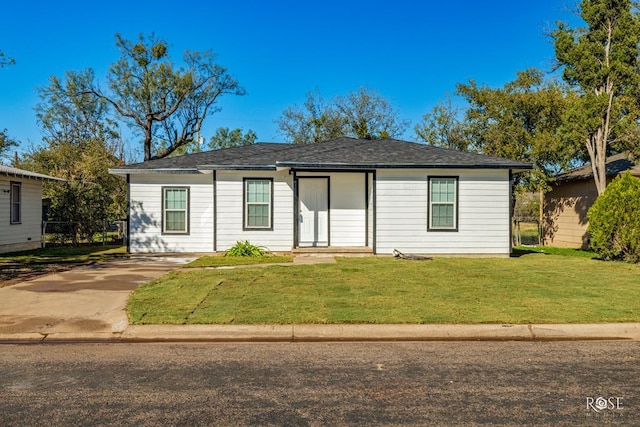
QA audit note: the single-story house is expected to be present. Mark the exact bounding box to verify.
[543,153,640,249]
[0,165,64,254]
[109,137,531,256]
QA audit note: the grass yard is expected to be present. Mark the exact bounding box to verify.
[128,250,640,325]
[184,255,293,268]
[0,245,126,286]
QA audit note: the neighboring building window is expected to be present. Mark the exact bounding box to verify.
[10,182,21,224]
[244,178,272,229]
[162,187,189,234]
[428,177,458,231]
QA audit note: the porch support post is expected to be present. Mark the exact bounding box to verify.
[126,174,131,253]
[292,169,298,249]
[509,169,514,254]
[213,170,217,252]
[372,170,377,254]
[365,172,369,248]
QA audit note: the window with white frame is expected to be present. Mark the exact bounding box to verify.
[162,187,189,234]
[244,178,272,229]
[10,182,21,224]
[428,177,458,231]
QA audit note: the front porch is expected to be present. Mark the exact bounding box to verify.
[292,246,374,257]
[292,170,375,251]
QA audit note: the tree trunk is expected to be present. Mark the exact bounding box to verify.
[144,123,153,161]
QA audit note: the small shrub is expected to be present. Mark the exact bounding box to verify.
[587,172,640,262]
[225,240,268,257]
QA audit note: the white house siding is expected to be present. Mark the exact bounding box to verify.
[0,177,43,253]
[216,170,293,252]
[375,169,511,255]
[298,172,367,247]
[129,173,214,253]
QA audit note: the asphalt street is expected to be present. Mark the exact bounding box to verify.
[1,341,638,426]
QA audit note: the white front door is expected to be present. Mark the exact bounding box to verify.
[298,178,328,247]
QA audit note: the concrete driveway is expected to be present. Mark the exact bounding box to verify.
[0,256,194,341]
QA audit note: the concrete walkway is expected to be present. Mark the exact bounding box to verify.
[0,255,195,342]
[1,256,639,343]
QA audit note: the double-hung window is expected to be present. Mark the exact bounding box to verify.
[244,178,272,230]
[10,182,21,224]
[428,177,458,231]
[162,187,189,234]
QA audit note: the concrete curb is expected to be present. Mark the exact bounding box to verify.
[2,323,639,344]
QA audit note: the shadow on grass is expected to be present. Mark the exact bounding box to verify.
[511,246,600,259]
[0,245,127,287]
[511,248,539,258]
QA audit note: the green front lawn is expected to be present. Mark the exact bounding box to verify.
[128,251,640,325]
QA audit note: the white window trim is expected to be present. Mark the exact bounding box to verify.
[162,187,189,234]
[428,177,458,231]
[10,181,21,225]
[244,178,272,230]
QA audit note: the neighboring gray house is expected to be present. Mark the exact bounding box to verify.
[0,165,63,254]
[109,138,531,256]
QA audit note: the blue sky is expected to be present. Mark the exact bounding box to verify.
[1,0,578,160]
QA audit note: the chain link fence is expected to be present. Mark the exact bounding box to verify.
[513,217,541,246]
[42,220,127,247]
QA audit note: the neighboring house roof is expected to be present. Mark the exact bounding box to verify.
[555,152,640,183]
[110,138,532,175]
[0,165,65,181]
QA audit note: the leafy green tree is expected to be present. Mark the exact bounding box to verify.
[0,49,14,68]
[588,172,640,262]
[1,49,16,162]
[208,127,257,150]
[18,140,125,245]
[277,88,408,144]
[0,129,18,162]
[73,33,245,160]
[276,90,345,144]
[553,0,640,195]
[414,95,471,152]
[37,70,118,148]
[456,69,572,191]
[333,87,409,140]
[16,73,126,245]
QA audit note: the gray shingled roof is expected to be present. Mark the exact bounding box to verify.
[0,165,65,181]
[555,152,640,182]
[110,137,532,174]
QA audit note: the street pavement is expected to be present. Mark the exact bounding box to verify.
[2,341,639,425]
[0,256,639,343]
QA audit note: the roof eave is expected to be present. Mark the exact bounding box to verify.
[0,172,65,182]
[108,168,200,176]
[197,165,277,171]
[277,162,533,170]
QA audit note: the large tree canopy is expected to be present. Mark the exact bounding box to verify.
[72,33,245,160]
[456,69,572,191]
[0,129,18,162]
[553,0,640,194]
[276,88,408,144]
[414,95,471,152]
[0,49,14,68]
[208,127,257,150]
[1,48,16,162]
[16,73,126,245]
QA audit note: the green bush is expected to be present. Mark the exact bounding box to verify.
[587,172,640,262]
[225,240,268,257]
